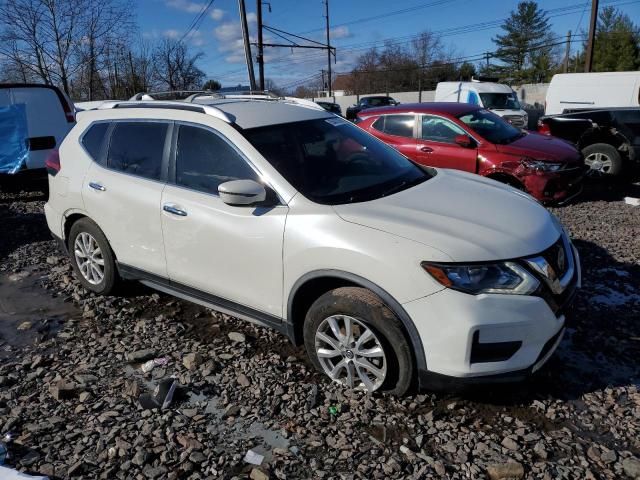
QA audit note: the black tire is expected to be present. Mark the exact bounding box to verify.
[303,287,414,396]
[68,218,120,295]
[582,143,623,176]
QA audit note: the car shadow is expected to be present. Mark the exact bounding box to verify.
[455,238,639,406]
[0,172,48,203]
[570,177,640,204]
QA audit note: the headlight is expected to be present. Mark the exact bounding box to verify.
[421,261,539,295]
[520,158,563,172]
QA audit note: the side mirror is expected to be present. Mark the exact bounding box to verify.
[218,179,266,206]
[454,134,474,148]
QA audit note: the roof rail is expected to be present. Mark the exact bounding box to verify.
[97,101,234,124]
[185,92,224,103]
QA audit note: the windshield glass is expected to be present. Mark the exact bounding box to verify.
[365,97,396,107]
[243,118,431,205]
[479,92,521,110]
[458,109,523,144]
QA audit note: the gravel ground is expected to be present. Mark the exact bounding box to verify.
[0,177,639,480]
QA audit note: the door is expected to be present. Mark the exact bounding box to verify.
[161,123,287,318]
[417,114,477,172]
[11,87,72,169]
[82,121,170,277]
[370,114,417,160]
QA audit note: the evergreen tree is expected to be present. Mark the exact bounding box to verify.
[493,1,555,82]
[592,6,639,72]
[202,79,222,91]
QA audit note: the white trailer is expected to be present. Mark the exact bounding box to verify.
[545,71,640,115]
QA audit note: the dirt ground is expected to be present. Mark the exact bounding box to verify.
[0,175,639,479]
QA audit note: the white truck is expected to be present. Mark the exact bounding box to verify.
[545,71,640,115]
[434,80,528,128]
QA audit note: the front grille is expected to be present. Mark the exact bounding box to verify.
[503,115,526,127]
[522,236,577,314]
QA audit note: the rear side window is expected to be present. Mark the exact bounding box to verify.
[175,125,258,194]
[82,123,108,164]
[107,122,167,180]
[372,117,385,132]
[383,115,415,138]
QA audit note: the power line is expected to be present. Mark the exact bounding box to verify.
[179,0,216,44]
[210,0,640,81]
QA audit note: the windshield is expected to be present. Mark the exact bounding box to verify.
[365,97,396,107]
[243,118,431,205]
[479,92,521,110]
[458,109,523,144]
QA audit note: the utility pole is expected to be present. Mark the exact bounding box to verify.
[584,0,599,72]
[324,0,332,97]
[238,0,257,90]
[256,0,265,90]
[563,30,571,73]
[321,69,326,96]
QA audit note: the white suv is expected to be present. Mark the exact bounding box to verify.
[44,97,580,395]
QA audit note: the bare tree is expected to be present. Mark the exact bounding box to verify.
[0,0,133,96]
[153,39,205,91]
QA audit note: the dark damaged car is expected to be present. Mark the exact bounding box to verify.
[538,108,640,177]
[357,103,585,204]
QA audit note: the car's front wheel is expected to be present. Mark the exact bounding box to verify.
[68,218,120,295]
[304,287,413,395]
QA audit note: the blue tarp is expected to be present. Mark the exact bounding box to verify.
[0,104,29,174]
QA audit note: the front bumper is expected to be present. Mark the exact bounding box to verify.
[405,239,580,389]
[519,166,586,204]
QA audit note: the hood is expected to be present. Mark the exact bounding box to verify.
[333,169,561,262]
[495,131,580,162]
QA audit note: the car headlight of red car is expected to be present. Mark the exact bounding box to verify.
[520,158,564,172]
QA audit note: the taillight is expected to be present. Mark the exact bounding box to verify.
[537,120,551,136]
[63,102,75,123]
[45,150,61,176]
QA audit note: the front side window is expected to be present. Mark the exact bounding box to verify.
[175,124,258,194]
[243,118,431,205]
[421,115,465,143]
[457,109,523,144]
[383,115,415,138]
[82,122,109,164]
[107,122,168,180]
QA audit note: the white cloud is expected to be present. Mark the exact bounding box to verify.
[163,29,181,39]
[165,0,204,13]
[210,8,224,21]
[330,26,351,40]
[162,29,206,47]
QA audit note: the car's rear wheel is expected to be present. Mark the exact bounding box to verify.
[303,287,413,395]
[68,218,119,295]
[582,143,623,176]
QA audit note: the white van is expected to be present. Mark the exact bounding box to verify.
[0,83,75,174]
[545,72,640,115]
[434,80,528,128]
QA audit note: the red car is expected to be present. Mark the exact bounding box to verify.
[356,103,585,203]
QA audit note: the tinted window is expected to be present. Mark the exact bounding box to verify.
[479,92,521,110]
[383,115,415,137]
[176,125,258,194]
[372,117,385,132]
[243,118,431,205]
[107,122,167,180]
[458,109,523,144]
[82,123,108,164]
[421,115,465,143]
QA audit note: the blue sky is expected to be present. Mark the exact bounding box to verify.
[139,0,640,89]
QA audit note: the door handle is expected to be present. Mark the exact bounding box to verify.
[89,182,106,191]
[163,204,187,217]
[420,146,433,153]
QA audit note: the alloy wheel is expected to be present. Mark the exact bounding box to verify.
[74,232,105,285]
[315,314,387,392]
[584,152,613,174]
